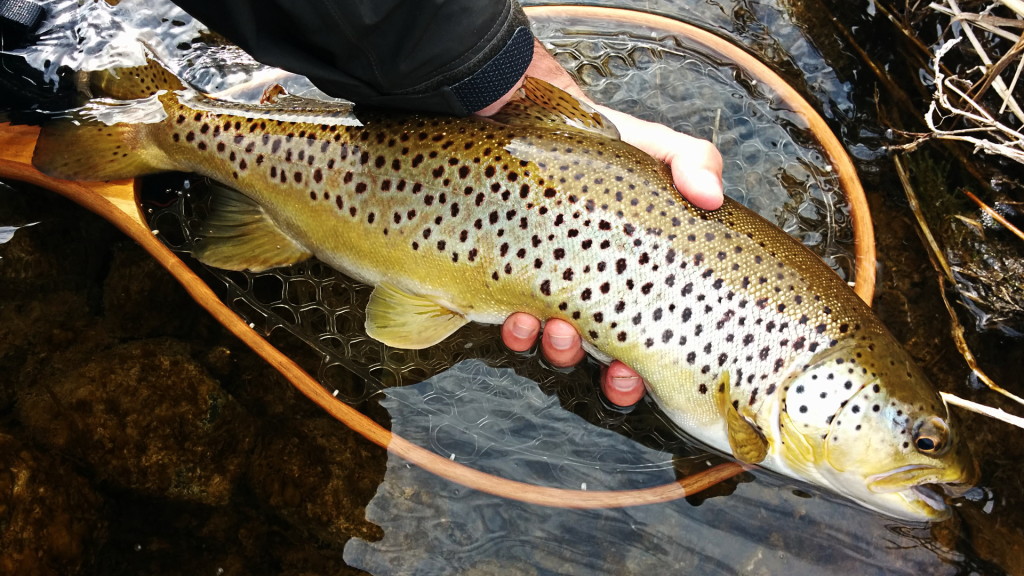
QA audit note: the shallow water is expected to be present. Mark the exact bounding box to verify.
[1,0,1022,575]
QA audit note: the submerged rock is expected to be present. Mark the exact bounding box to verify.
[17,338,254,506]
[0,432,106,576]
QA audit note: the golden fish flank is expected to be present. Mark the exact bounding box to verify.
[32,61,977,522]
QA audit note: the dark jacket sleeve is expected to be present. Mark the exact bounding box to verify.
[169,0,534,115]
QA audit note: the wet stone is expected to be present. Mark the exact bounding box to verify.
[0,432,106,576]
[16,338,254,506]
[101,243,198,339]
[246,416,384,546]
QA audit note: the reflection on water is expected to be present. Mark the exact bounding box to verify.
[345,360,967,575]
[0,221,38,248]
[0,0,1021,575]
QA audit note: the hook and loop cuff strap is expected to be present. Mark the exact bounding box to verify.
[449,24,534,114]
[0,0,43,28]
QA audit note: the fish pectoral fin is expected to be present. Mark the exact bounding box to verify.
[715,372,768,464]
[726,405,769,464]
[191,181,312,272]
[365,283,468,349]
[779,410,817,467]
[490,77,620,140]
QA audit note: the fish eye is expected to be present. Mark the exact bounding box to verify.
[912,416,950,457]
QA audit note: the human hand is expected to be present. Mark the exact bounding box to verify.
[501,313,646,408]
[477,40,724,209]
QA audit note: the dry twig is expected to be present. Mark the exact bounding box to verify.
[925,1,1024,162]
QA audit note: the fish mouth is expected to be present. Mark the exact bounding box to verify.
[906,484,950,516]
[866,464,978,520]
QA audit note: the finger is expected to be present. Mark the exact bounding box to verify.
[501,312,540,352]
[540,318,585,368]
[601,360,646,407]
[671,163,723,210]
[599,108,724,210]
[667,138,723,210]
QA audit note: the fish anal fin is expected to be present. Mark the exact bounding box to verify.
[192,182,312,272]
[716,372,769,464]
[365,283,468,349]
[491,77,620,140]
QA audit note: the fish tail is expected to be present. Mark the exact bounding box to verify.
[32,113,175,181]
[88,59,186,100]
[32,59,184,181]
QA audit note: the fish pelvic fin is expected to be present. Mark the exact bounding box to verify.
[192,181,312,272]
[490,77,620,140]
[365,283,468,349]
[716,372,769,464]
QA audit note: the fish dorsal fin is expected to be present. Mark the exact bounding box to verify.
[490,77,620,139]
[365,283,468,349]
[192,182,312,272]
[715,372,769,464]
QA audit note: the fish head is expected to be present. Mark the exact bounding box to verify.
[777,334,978,522]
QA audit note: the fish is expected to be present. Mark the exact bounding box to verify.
[32,60,977,522]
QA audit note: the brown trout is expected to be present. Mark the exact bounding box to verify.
[33,61,976,521]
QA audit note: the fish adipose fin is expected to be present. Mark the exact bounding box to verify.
[192,182,312,272]
[716,373,769,464]
[490,77,620,140]
[365,283,468,349]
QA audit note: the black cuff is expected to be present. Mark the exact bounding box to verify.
[450,25,533,113]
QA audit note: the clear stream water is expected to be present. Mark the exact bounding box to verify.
[1,1,1021,575]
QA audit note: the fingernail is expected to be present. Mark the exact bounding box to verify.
[511,319,536,340]
[548,333,575,351]
[610,375,641,392]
